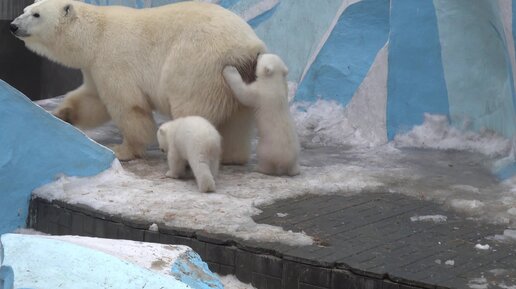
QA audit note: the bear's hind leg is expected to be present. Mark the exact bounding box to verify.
[53,71,110,128]
[189,157,216,193]
[218,107,254,165]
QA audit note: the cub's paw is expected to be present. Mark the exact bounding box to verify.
[222,66,239,78]
[53,106,76,125]
[165,170,182,179]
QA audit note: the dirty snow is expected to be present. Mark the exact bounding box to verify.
[34,98,516,245]
[218,275,256,289]
[469,276,489,289]
[410,215,447,223]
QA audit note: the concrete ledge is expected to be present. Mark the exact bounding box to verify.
[29,197,433,289]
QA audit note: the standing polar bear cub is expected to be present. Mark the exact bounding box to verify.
[223,54,300,176]
[157,116,221,193]
[11,0,265,162]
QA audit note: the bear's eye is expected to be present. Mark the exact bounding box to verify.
[33,13,40,18]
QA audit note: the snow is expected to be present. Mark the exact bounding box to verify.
[410,215,447,223]
[276,213,288,218]
[219,275,256,289]
[394,113,512,157]
[474,243,490,250]
[449,199,485,212]
[291,100,375,147]
[468,277,489,289]
[503,229,516,240]
[34,98,516,245]
[445,259,455,266]
[149,223,159,232]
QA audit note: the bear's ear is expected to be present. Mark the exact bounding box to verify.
[264,65,274,76]
[63,4,74,17]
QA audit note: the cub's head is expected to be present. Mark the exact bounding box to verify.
[10,0,77,41]
[157,121,179,153]
[157,125,169,153]
[256,54,289,78]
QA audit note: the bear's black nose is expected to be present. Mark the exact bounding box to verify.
[9,23,18,33]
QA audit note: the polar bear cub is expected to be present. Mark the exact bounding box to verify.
[223,54,300,176]
[157,116,222,193]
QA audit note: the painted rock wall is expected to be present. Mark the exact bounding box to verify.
[0,81,115,235]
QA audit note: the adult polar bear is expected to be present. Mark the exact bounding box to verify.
[11,0,266,162]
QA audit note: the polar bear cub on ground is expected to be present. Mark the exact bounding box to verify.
[223,54,300,176]
[157,116,222,193]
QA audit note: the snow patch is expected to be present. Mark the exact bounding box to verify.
[474,244,490,250]
[445,259,455,266]
[149,223,159,232]
[394,113,512,157]
[219,275,256,289]
[468,277,489,289]
[276,213,288,218]
[449,199,485,212]
[292,100,373,147]
[410,215,447,223]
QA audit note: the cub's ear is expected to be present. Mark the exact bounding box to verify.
[264,65,274,76]
[63,4,74,17]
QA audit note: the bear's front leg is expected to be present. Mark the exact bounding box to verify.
[166,146,187,178]
[111,105,156,161]
[95,75,156,161]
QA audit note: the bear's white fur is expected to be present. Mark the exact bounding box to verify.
[157,116,221,193]
[223,54,300,176]
[11,0,265,161]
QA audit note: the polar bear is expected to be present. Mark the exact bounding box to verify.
[10,0,265,162]
[157,116,221,193]
[223,54,300,176]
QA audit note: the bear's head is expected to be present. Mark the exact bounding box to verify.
[256,54,289,78]
[10,0,87,68]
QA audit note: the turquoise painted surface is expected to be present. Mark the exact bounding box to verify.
[0,81,114,234]
[248,2,279,28]
[253,0,345,82]
[0,234,190,289]
[295,0,390,104]
[434,0,516,138]
[387,0,450,140]
[218,0,240,9]
[171,250,223,289]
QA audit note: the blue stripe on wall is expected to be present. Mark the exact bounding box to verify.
[248,2,279,28]
[218,0,241,9]
[295,0,390,104]
[387,0,449,140]
[0,81,115,234]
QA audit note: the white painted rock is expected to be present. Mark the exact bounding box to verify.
[0,234,222,289]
